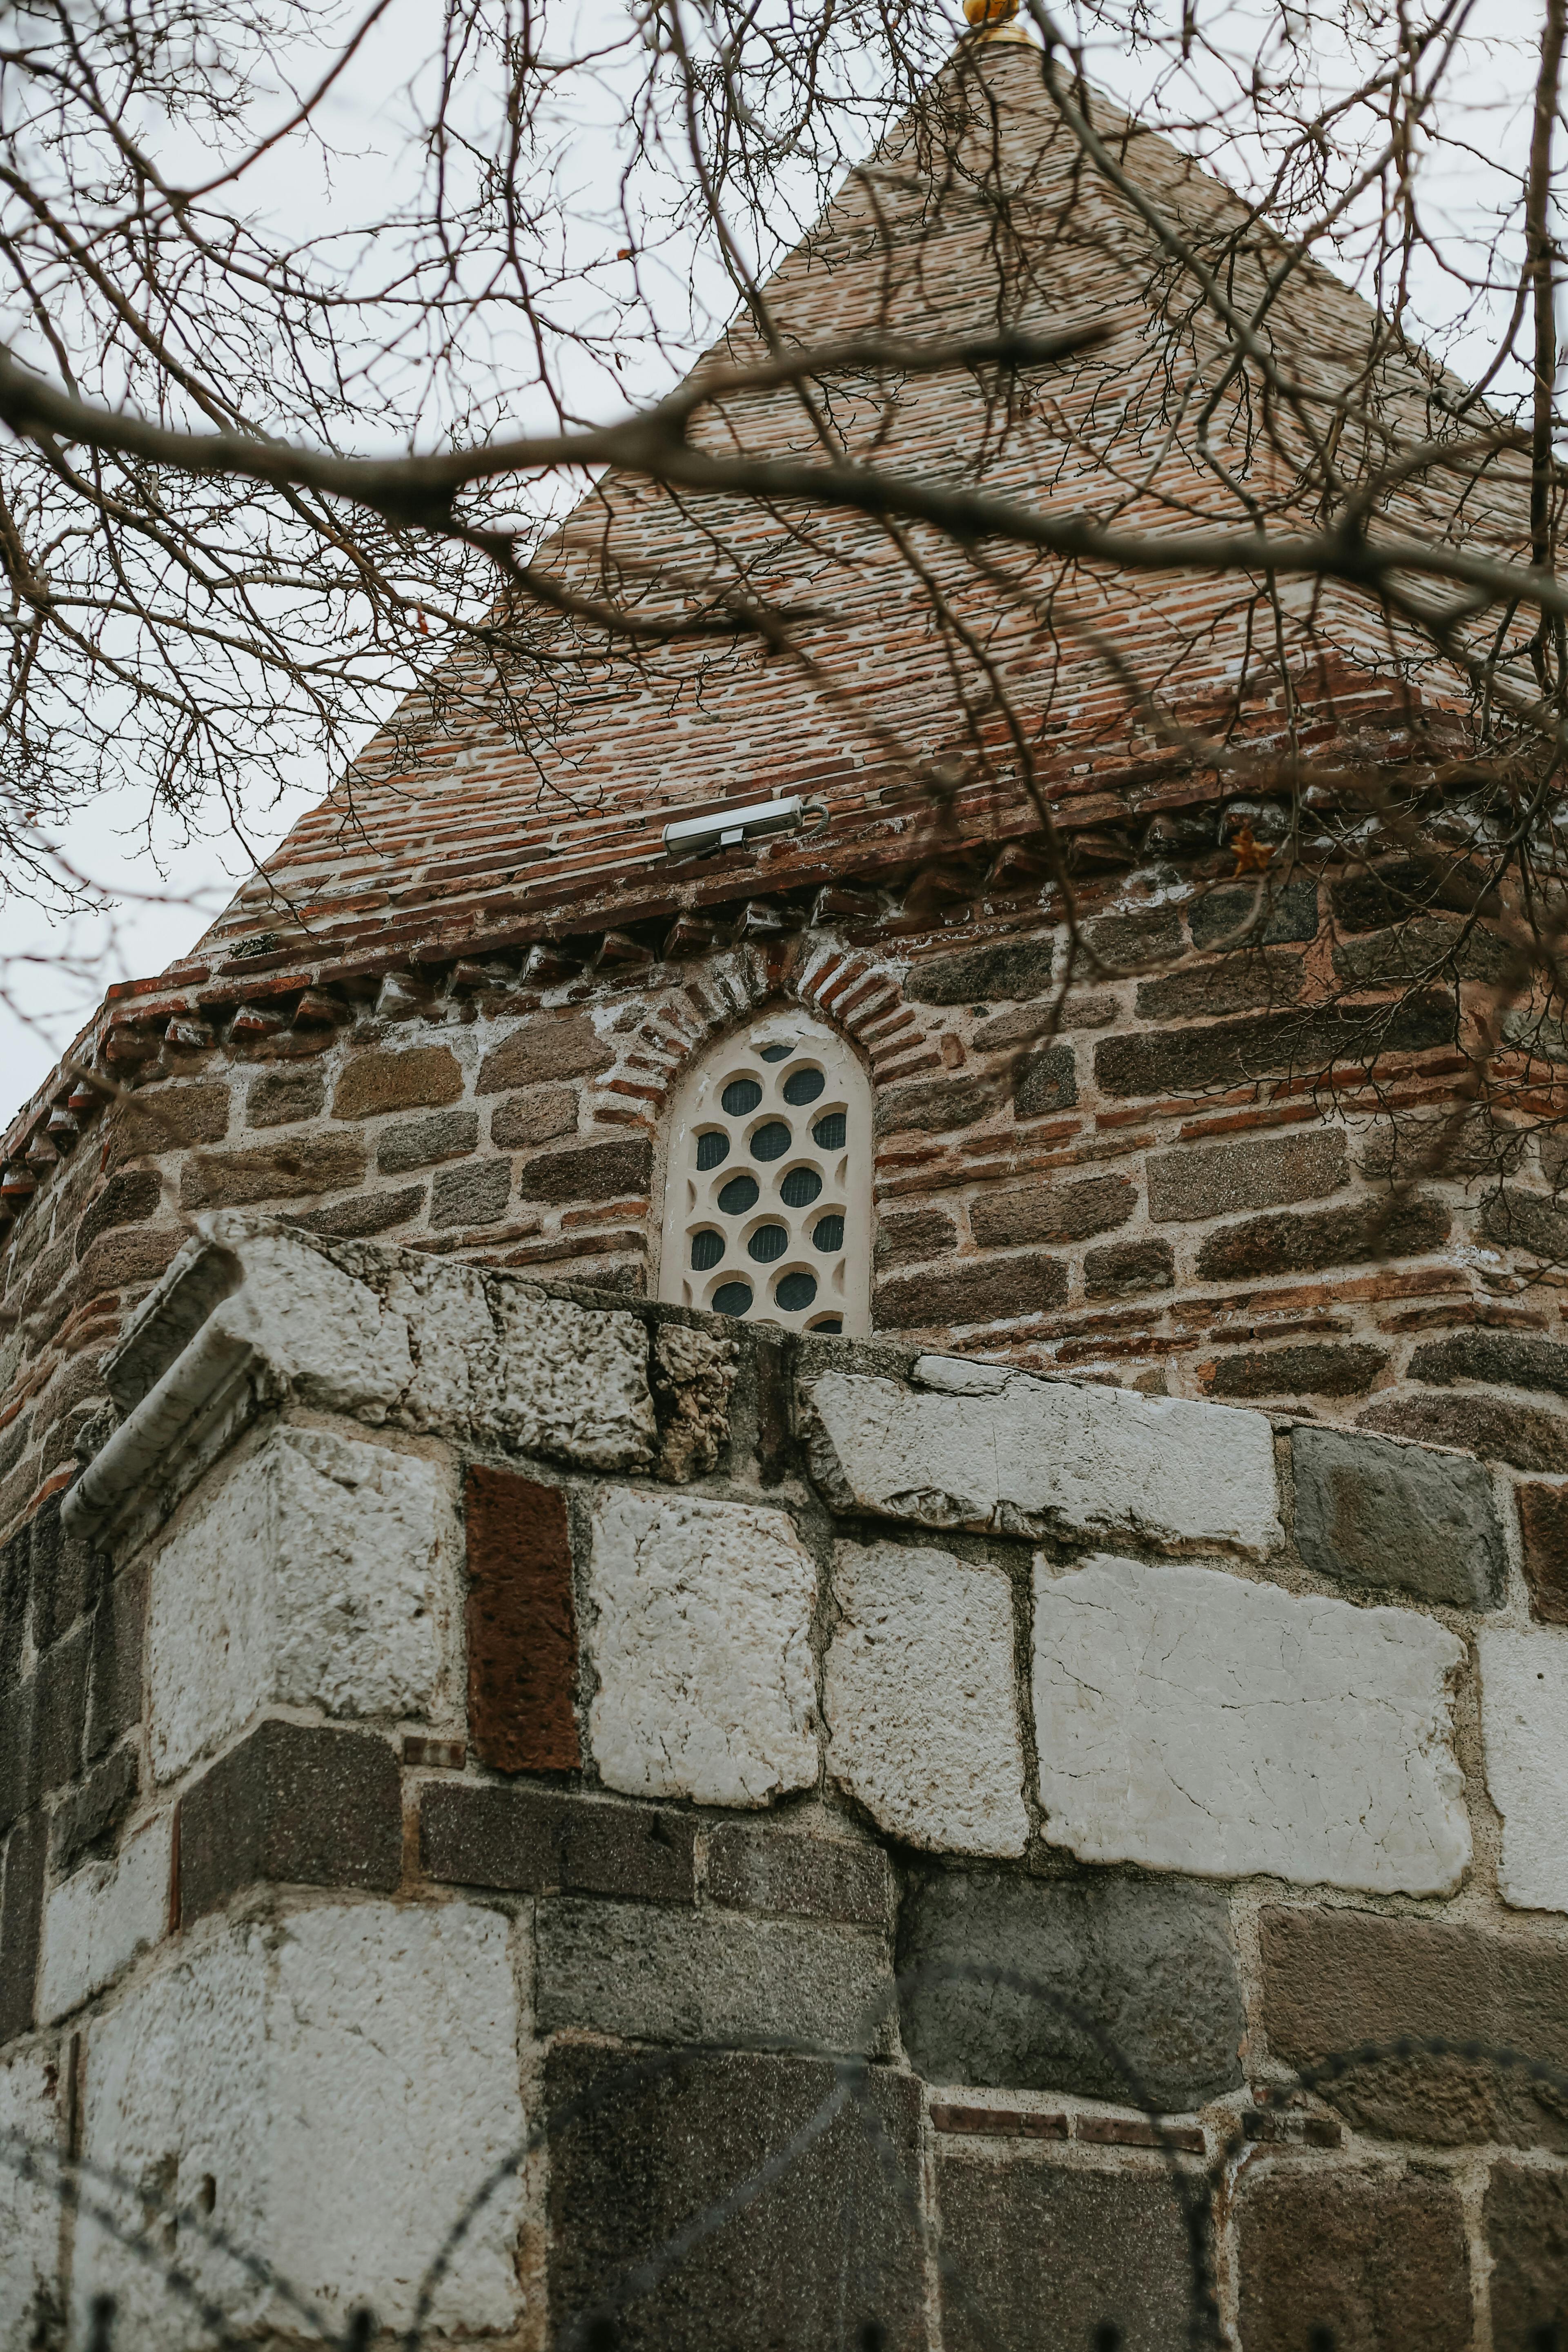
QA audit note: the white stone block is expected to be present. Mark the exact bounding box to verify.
[0,2050,60,2352]
[1032,1554,1469,1895]
[148,1425,455,1782]
[38,1811,172,2023]
[804,1368,1282,1555]
[1479,1626,1568,1913]
[76,1902,523,2343]
[587,1490,818,1807]
[825,1542,1027,1857]
[215,1227,416,1420]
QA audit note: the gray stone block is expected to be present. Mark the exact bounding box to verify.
[1147,1127,1346,1225]
[536,1895,893,2055]
[1292,1425,1505,1608]
[377,1107,480,1174]
[705,1823,892,1928]
[430,1154,513,1229]
[1236,2168,1470,2350]
[898,1869,1244,2112]
[1485,2163,1568,2348]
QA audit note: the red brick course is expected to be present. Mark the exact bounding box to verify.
[463,1468,581,1775]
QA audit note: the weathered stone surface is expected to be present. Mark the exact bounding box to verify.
[1083,1237,1175,1298]
[0,1812,45,2042]
[1479,1627,1568,1913]
[1260,1904,1568,2147]
[1014,1043,1078,1119]
[296,1183,425,1238]
[1359,1388,1568,1472]
[546,2045,923,2352]
[586,1488,817,1807]
[1333,911,1512,985]
[1359,1104,1528,1180]
[938,2157,1197,2352]
[1292,1425,1505,1608]
[1189,876,1319,950]
[1096,994,1455,1100]
[430,1154,512,1228]
[85,1563,146,1758]
[76,1902,523,2339]
[489,1082,579,1148]
[898,1868,1244,2111]
[874,1208,960,1267]
[971,1174,1135,1250]
[51,1741,137,1874]
[1210,1341,1389,1397]
[705,1822,891,1927]
[1148,1127,1345,1224]
[1409,1327,1568,1396]
[826,1542,1027,1857]
[177,1719,403,1923]
[420,1781,697,1903]
[464,1466,579,1774]
[376,1106,479,1173]
[875,1074,1001,1136]
[1135,947,1307,1022]
[650,1321,737,1483]
[1330,855,1492,932]
[38,1809,172,2022]
[331,1044,464,1120]
[516,1135,651,1202]
[804,1365,1281,1553]
[1482,1185,1568,1262]
[76,1226,184,1298]
[874,1253,1068,1329]
[148,1425,455,1780]
[76,1167,161,1258]
[1196,1192,1450,1281]
[906,938,1054,1004]
[29,1488,94,1648]
[179,1132,366,1209]
[1519,1481,1568,1621]
[107,1082,230,1163]
[1084,906,1185,964]
[1485,2163,1568,2351]
[535,1896,893,2055]
[1235,2169,1470,2352]
[0,2049,60,2344]
[247,1066,327,1129]
[477,1011,612,1094]
[1033,1554,1468,1895]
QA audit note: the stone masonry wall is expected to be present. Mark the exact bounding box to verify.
[1,1221,1567,2346]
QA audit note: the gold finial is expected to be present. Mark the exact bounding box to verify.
[963,0,1034,42]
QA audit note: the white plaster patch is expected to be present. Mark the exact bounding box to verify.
[1032,1554,1470,1895]
[75,1902,523,2343]
[586,1489,818,1806]
[148,1425,454,1782]
[825,1542,1027,1857]
[38,1811,172,2024]
[0,2049,61,2349]
[805,1370,1282,1555]
[1479,1626,1568,1913]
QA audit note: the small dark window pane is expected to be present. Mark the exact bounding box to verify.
[780,1166,822,1209]
[782,1066,825,1106]
[759,1042,794,1062]
[690,1230,724,1271]
[812,1214,844,1253]
[751,1120,791,1161]
[712,1281,753,1317]
[811,1316,843,1334]
[722,1078,762,1116]
[718,1174,759,1214]
[696,1130,730,1170]
[812,1111,847,1150]
[748,1224,788,1263]
[776,1270,817,1312]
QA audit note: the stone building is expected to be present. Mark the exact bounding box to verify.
[0,22,1566,2352]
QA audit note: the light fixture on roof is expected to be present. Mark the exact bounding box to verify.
[662,793,827,862]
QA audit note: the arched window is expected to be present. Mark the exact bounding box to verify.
[657,1009,871,1335]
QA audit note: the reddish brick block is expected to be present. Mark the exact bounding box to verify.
[464,1467,580,1773]
[1518,1482,1568,1625]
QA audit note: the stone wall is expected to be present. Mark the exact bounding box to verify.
[2,1221,1566,2346]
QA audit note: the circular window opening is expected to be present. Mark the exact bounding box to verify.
[690,1229,725,1271]
[696,1129,730,1170]
[748,1223,789,1263]
[780,1166,822,1209]
[759,1041,795,1062]
[721,1076,762,1116]
[776,1268,818,1312]
[812,1110,847,1151]
[782,1065,825,1107]
[711,1280,753,1317]
[751,1119,791,1162]
[811,1213,844,1252]
[717,1174,760,1215]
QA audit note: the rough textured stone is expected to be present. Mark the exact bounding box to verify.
[875,1207,959,1267]
[1189,876,1319,950]
[430,1154,512,1228]
[874,1253,1068,1329]
[1359,1388,1568,1473]
[489,1082,579,1148]
[38,1809,172,2023]
[1361,1104,1528,1180]
[1260,1904,1568,2147]
[1519,1481,1568,1621]
[376,1106,479,1173]
[85,1562,146,1758]
[1235,2169,1470,2352]
[536,1897,893,2055]
[898,1868,1244,2111]
[516,1135,651,1202]
[30,1488,94,1649]
[177,1719,402,1922]
[247,1066,327,1129]
[295,1183,425,1238]
[76,1225,184,1298]
[1014,1043,1078,1119]
[1330,855,1490,932]
[1482,1185,1568,1262]
[0,1811,45,2042]
[1410,1327,1568,1397]
[1096,994,1455,1099]
[477,1010,612,1094]
[76,1902,523,2339]
[906,937,1054,1003]
[1210,1341,1389,1397]
[938,2157,1197,2352]
[705,1823,891,1927]
[148,1425,456,1780]
[0,2049,60,2345]
[826,1542,1027,1857]
[1485,2163,1568,2351]
[1196,1192,1450,1281]
[51,1740,137,1874]
[1292,1424,1506,1608]
[971,1174,1135,1250]
[586,1488,817,1807]
[1135,947,1307,1020]
[1479,1627,1568,1913]
[1148,1127,1346,1224]
[1033,1554,1468,1894]
[464,1466,579,1774]
[650,1322,737,1483]
[875,1073,1002,1136]
[1083,1236,1176,1298]
[76,1167,162,1258]
[179,1131,367,1209]
[545,2045,922,2352]
[1084,906,1185,964]
[1332,911,1512,984]
[331,1044,464,1119]
[419,1781,696,1904]
[805,1365,1281,1552]
[107,1082,230,1163]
